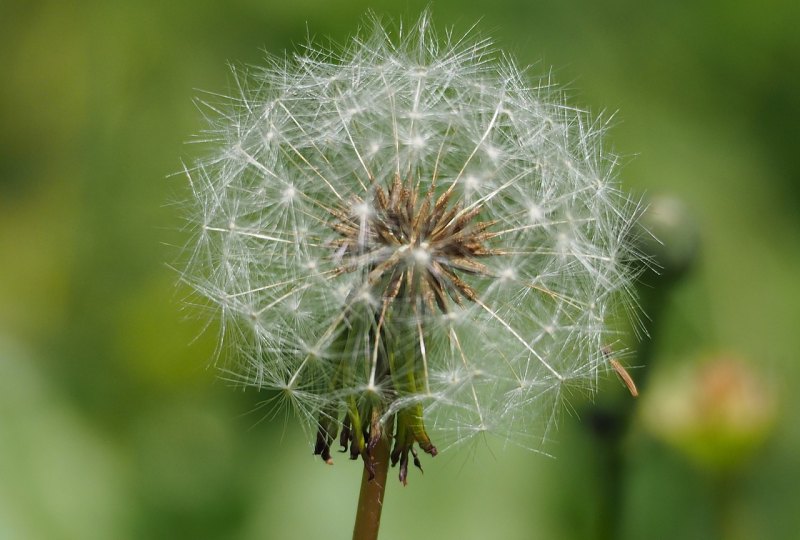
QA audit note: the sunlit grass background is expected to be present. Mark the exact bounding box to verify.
[2,1,799,538]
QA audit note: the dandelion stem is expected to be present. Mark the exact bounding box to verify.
[352,427,392,540]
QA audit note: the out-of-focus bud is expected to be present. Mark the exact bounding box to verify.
[633,195,700,284]
[641,354,777,472]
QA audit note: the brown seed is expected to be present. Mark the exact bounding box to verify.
[610,358,639,398]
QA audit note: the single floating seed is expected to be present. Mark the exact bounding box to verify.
[610,359,639,398]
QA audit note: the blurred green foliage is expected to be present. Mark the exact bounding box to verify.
[2,1,799,538]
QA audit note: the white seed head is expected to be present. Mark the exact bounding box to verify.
[182,13,642,456]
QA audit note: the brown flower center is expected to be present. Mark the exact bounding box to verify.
[331,174,498,316]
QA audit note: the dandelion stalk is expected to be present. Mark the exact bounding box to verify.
[182,11,642,539]
[352,417,393,540]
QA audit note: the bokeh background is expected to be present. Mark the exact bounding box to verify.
[2,1,799,538]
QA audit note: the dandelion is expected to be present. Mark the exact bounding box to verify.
[182,12,641,539]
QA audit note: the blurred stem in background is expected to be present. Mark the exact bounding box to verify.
[588,195,700,540]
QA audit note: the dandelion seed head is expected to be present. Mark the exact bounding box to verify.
[182,12,642,471]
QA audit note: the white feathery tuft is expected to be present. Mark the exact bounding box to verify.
[181,12,642,457]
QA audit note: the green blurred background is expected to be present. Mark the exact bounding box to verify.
[2,1,799,538]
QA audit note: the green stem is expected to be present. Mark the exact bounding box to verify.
[595,435,624,540]
[352,430,392,540]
